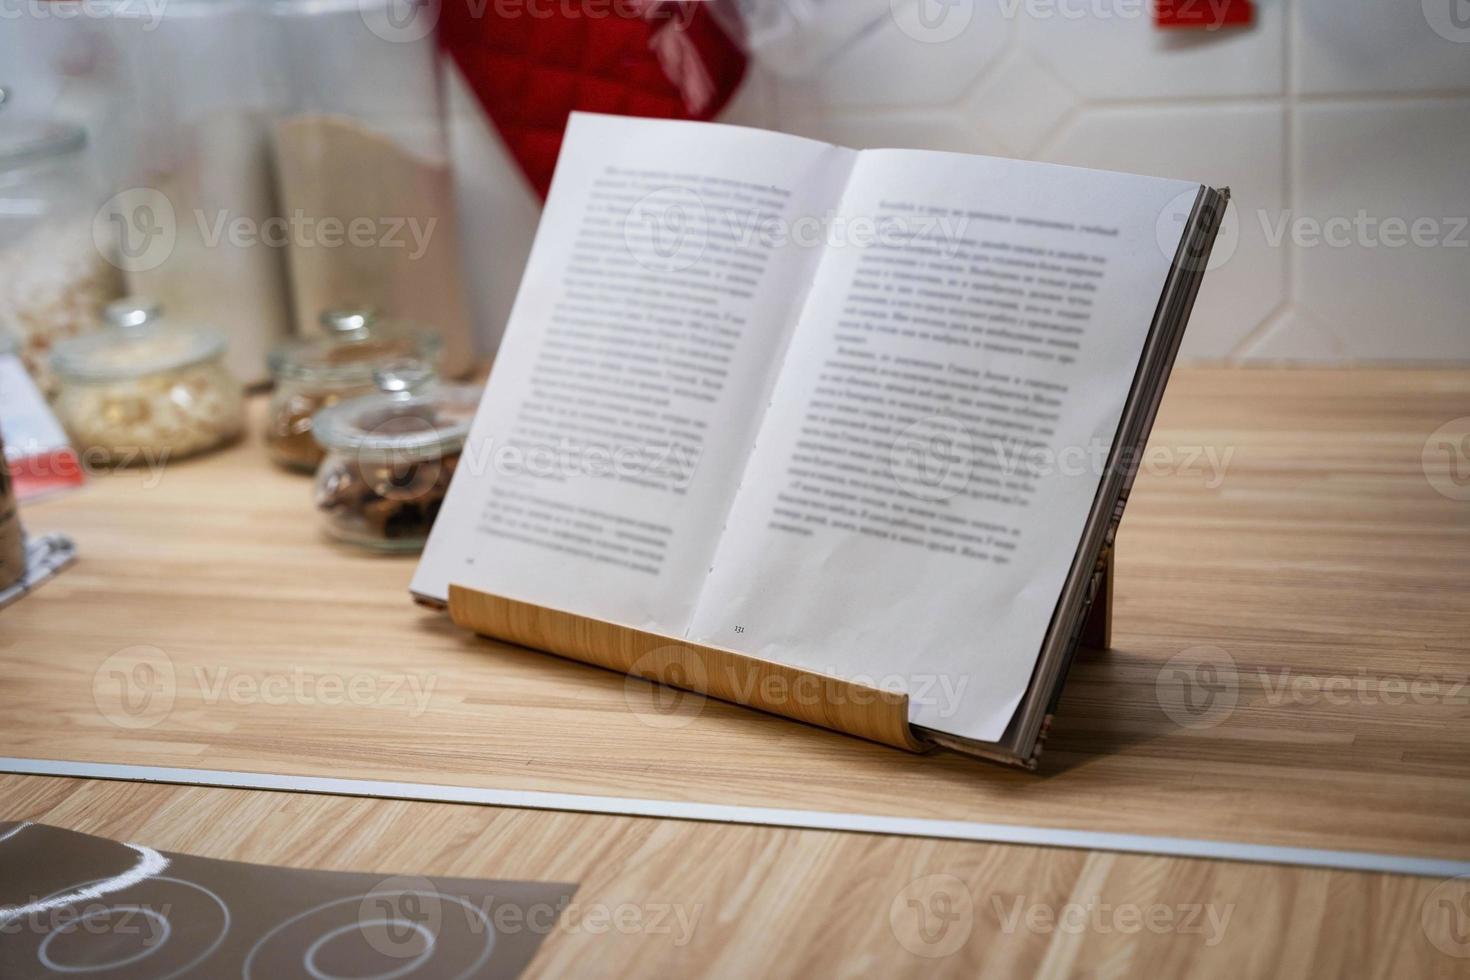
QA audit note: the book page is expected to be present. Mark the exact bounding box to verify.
[686,149,1198,742]
[413,114,855,631]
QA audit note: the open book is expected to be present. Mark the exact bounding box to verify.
[414,113,1226,767]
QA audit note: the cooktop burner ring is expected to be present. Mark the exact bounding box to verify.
[242,888,496,980]
[31,874,231,980]
[304,918,437,980]
[37,904,172,973]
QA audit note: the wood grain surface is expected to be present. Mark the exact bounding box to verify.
[2,368,1468,863]
[3,774,1467,978]
[447,586,928,752]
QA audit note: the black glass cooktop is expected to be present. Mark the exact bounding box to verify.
[0,822,576,979]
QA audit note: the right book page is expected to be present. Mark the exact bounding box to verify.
[685,148,1200,743]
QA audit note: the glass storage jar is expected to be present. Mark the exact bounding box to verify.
[104,0,293,386]
[51,299,244,464]
[268,0,474,371]
[311,364,479,553]
[0,86,124,399]
[265,308,442,472]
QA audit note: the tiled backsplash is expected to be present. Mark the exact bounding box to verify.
[451,0,1470,362]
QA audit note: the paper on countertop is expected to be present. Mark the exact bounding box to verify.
[0,351,85,501]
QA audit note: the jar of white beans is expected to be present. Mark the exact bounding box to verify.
[51,299,243,466]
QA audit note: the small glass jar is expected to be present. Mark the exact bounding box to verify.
[51,299,244,465]
[265,308,441,473]
[311,364,479,552]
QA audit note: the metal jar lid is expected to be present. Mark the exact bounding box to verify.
[311,367,480,461]
[268,307,442,388]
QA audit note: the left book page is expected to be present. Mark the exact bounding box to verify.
[412,114,856,633]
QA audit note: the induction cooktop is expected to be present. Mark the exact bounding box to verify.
[0,822,577,979]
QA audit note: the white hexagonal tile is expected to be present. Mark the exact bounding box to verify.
[1294,99,1470,360]
[965,51,1078,156]
[1296,0,1470,95]
[1044,103,1288,358]
[1018,0,1283,100]
[777,111,1003,155]
[772,0,1012,111]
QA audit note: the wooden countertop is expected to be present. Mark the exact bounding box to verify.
[3,366,1469,977]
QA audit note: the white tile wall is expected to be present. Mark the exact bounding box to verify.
[10,4,1463,362]
[1297,0,1470,94]
[449,0,1470,362]
[1292,98,1470,360]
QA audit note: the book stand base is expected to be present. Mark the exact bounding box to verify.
[447,549,1112,755]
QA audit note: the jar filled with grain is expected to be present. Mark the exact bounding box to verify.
[51,299,243,465]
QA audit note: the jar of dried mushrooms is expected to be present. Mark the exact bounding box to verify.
[311,361,478,553]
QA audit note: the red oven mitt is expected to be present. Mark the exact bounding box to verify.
[1155,0,1254,29]
[441,1,748,198]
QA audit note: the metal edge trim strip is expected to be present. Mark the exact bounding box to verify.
[2,757,1466,880]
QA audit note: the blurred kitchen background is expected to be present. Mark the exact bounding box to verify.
[3,0,1467,371]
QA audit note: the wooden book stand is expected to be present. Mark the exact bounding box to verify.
[447,549,1112,754]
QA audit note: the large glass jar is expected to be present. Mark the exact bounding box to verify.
[311,366,479,553]
[0,87,125,399]
[103,0,293,386]
[51,299,244,465]
[269,0,475,373]
[265,308,441,473]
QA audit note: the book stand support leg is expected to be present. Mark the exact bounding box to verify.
[1079,547,1114,655]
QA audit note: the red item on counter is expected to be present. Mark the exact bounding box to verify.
[1155,0,1254,29]
[441,1,748,198]
[0,352,85,502]
[8,449,85,501]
